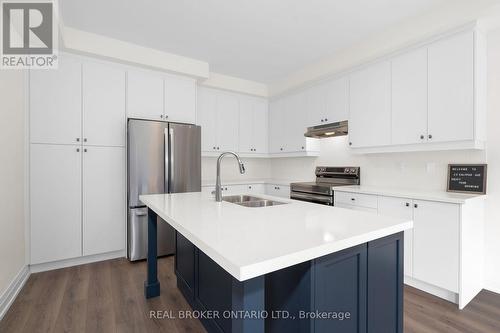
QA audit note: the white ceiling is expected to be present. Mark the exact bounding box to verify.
[61,0,451,83]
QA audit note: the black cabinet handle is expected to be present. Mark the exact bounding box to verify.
[351,198,355,201]
[405,202,410,207]
[420,135,424,140]
[428,134,433,139]
[414,203,418,208]
[349,142,352,146]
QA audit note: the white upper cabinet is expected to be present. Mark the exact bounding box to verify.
[83,62,126,147]
[238,98,254,153]
[269,99,286,153]
[349,28,484,153]
[164,75,196,124]
[253,99,269,153]
[391,47,428,145]
[324,77,349,124]
[83,146,126,256]
[197,87,239,153]
[216,93,239,152]
[30,54,82,145]
[349,61,391,148]
[269,92,319,155]
[197,87,218,152]
[428,31,474,143]
[238,97,268,154]
[307,77,349,128]
[287,91,309,152]
[127,69,197,124]
[127,69,164,120]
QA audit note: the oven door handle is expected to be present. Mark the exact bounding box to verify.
[290,192,333,205]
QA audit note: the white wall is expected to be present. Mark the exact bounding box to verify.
[0,71,26,297]
[484,27,500,293]
[269,27,500,294]
[269,0,500,96]
[202,157,271,184]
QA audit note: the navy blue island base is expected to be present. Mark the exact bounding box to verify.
[144,208,404,333]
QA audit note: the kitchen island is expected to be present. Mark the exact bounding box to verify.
[140,192,412,333]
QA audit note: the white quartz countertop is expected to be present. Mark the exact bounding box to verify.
[332,185,486,204]
[139,192,412,281]
[201,179,308,187]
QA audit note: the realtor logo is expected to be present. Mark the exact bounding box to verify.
[1,0,58,69]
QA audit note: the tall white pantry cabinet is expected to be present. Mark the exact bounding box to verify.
[29,54,126,264]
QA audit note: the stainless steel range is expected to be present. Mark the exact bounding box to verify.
[290,167,360,205]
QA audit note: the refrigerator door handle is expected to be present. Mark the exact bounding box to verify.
[164,128,170,194]
[169,127,174,192]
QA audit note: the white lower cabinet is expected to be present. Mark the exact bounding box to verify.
[412,200,459,293]
[83,146,126,256]
[377,196,414,277]
[30,144,82,264]
[337,190,484,308]
[30,144,126,264]
[265,184,290,198]
[202,183,285,198]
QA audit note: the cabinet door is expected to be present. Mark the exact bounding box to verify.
[164,75,196,124]
[314,244,367,333]
[306,85,325,127]
[324,76,349,124]
[83,146,126,256]
[413,200,459,292]
[266,184,290,198]
[253,99,268,153]
[127,69,164,120]
[197,88,218,152]
[391,48,428,145]
[30,144,82,264]
[286,92,308,152]
[175,232,196,296]
[428,31,474,143]
[83,62,126,147]
[238,98,254,153]
[216,93,239,151]
[269,99,286,153]
[349,61,391,148]
[377,196,414,277]
[30,54,81,145]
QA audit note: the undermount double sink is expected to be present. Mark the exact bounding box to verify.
[222,195,287,208]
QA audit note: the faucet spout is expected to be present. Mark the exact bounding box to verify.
[215,151,245,202]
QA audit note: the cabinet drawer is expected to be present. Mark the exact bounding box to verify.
[335,191,378,209]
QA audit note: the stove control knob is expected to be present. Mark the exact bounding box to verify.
[344,168,350,173]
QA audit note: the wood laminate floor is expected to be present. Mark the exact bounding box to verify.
[1,257,499,333]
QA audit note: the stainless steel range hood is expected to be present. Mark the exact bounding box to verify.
[304,120,348,138]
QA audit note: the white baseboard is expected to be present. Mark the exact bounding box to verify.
[0,266,30,321]
[405,276,458,304]
[30,250,125,273]
[484,283,500,295]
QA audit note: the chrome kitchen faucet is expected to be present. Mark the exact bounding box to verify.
[215,152,245,202]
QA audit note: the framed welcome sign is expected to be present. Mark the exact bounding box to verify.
[447,164,487,194]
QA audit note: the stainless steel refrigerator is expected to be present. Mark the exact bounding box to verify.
[127,119,201,261]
